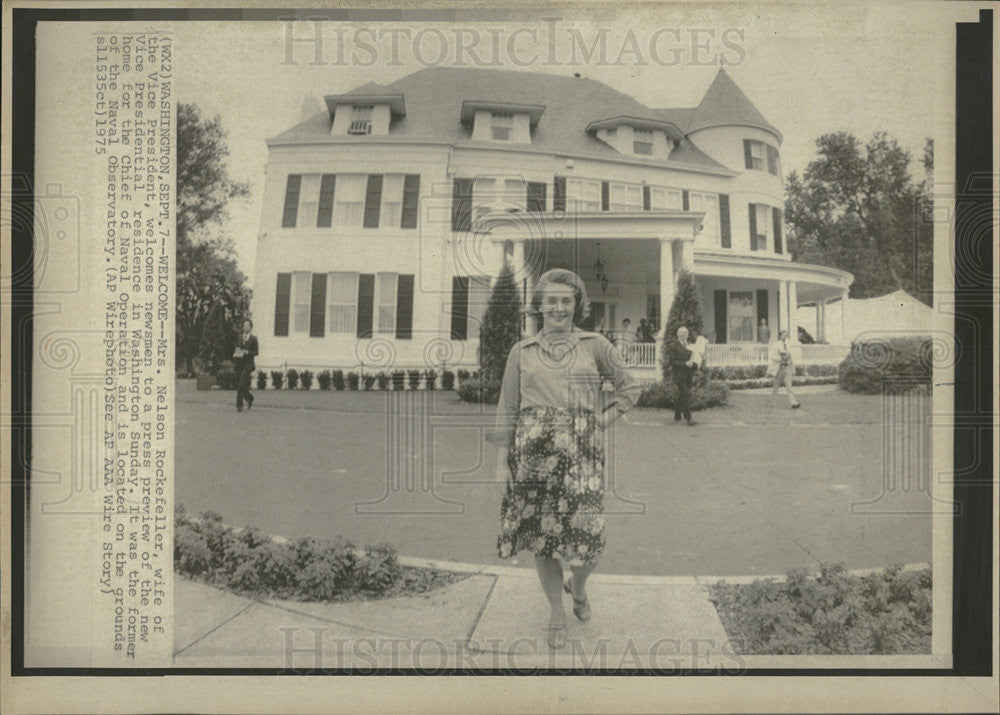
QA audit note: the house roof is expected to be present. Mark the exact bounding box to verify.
[269,67,775,172]
[683,69,782,143]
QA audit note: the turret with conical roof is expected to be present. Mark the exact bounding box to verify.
[687,69,781,144]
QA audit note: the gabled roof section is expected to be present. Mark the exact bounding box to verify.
[686,69,781,143]
[460,100,545,127]
[325,81,406,116]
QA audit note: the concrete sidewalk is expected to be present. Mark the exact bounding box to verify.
[173,563,736,669]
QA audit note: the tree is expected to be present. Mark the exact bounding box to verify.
[478,262,522,390]
[785,131,933,305]
[660,269,704,381]
[176,103,251,375]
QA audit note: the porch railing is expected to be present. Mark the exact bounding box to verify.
[619,342,657,367]
[704,343,770,366]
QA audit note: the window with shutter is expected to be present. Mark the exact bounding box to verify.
[334,174,366,226]
[719,194,731,248]
[601,181,610,211]
[748,203,758,251]
[643,185,651,211]
[376,273,397,335]
[553,176,566,212]
[773,207,784,253]
[356,274,375,338]
[327,272,358,333]
[363,174,383,228]
[274,273,291,336]
[450,276,469,340]
[282,174,301,228]
[452,178,473,232]
[317,174,336,227]
[395,274,414,340]
[401,174,420,228]
[309,273,327,337]
[380,174,404,228]
[527,181,547,213]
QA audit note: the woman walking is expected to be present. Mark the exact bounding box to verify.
[233,318,259,413]
[487,269,640,649]
[769,329,801,408]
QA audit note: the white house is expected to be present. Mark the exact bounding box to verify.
[251,67,853,376]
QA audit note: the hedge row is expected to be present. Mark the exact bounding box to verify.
[838,336,933,394]
[174,505,463,601]
[216,368,475,392]
[636,378,730,410]
[727,375,840,391]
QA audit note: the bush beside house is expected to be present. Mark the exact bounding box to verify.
[838,336,932,393]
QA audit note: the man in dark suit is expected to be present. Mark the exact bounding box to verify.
[666,325,696,425]
[233,318,259,413]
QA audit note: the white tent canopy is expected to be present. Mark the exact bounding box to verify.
[797,289,934,343]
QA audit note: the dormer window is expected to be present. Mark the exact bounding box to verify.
[491,113,513,141]
[462,101,545,144]
[348,106,373,135]
[633,129,653,155]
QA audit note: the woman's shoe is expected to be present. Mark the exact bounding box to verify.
[563,578,592,622]
[545,622,567,650]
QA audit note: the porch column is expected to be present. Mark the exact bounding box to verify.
[511,239,535,336]
[816,300,825,342]
[787,280,799,344]
[679,239,694,272]
[777,280,788,335]
[658,238,675,336]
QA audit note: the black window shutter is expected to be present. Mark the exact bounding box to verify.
[395,274,414,339]
[356,273,375,338]
[748,203,757,250]
[714,289,727,344]
[363,174,383,228]
[743,140,753,170]
[527,181,546,213]
[309,273,327,337]
[601,181,609,211]
[766,145,778,175]
[756,289,769,330]
[719,194,731,247]
[282,174,301,228]
[401,174,420,228]
[317,174,336,227]
[553,176,566,212]
[274,273,291,336]
[773,207,783,254]
[450,276,469,340]
[452,178,473,232]
[682,190,690,211]
[643,185,651,211]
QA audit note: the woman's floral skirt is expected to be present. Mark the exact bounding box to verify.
[497,406,606,566]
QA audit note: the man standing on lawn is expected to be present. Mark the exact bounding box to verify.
[666,325,697,426]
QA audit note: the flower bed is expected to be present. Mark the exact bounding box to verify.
[175,505,467,602]
[708,563,931,654]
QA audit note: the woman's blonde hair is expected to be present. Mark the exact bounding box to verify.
[530,268,591,327]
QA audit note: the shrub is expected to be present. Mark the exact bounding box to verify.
[363,373,376,390]
[355,544,402,593]
[709,563,932,655]
[457,376,500,404]
[708,365,769,381]
[391,370,405,391]
[804,363,839,377]
[376,372,389,390]
[215,367,237,390]
[635,378,729,410]
[317,370,332,391]
[457,369,471,383]
[256,371,268,390]
[478,263,522,388]
[332,369,345,391]
[286,369,299,390]
[270,370,285,390]
[441,370,455,390]
[299,370,314,390]
[407,369,422,390]
[661,269,705,381]
[424,369,437,390]
[838,336,931,394]
[347,372,360,390]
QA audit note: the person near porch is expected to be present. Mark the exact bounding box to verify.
[666,325,697,425]
[488,268,640,650]
[758,318,771,344]
[768,329,801,408]
[233,318,259,413]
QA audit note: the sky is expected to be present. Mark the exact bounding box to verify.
[171,2,969,283]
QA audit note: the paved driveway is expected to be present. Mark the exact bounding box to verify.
[176,381,933,576]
